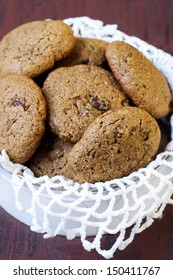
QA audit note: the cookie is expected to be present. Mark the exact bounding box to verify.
[28,132,74,178]
[57,37,108,67]
[0,20,75,78]
[0,74,46,163]
[42,64,129,143]
[67,107,161,183]
[105,41,172,119]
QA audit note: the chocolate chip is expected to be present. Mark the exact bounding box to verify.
[91,96,108,112]
[11,97,29,111]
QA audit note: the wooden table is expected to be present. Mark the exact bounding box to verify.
[0,0,173,260]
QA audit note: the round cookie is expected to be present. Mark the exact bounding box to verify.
[42,64,129,143]
[0,20,75,78]
[105,40,172,119]
[67,107,161,183]
[57,37,108,67]
[0,74,46,163]
[28,132,74,178]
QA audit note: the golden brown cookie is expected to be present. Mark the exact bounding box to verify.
[105,41,172,119]
[0,20,75,78]
[42,64,129,143]
[28,132,74,178]
[0,74,46,163]
[57,37,108,67]
[67,107,161,183]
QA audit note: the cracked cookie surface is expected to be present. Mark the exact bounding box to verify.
[0,20,75,78]
[57,37,108,67]
[106,41,172,119]
[67,107,161,183]
[0,74,46,163]
[28,132,74,178]
[42,64,129,143]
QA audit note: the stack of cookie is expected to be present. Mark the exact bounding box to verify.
[0,20,172,183]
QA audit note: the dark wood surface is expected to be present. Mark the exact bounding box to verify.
[0,0,173,260]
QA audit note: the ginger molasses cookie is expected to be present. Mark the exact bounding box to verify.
[0,20,75,78]
[67,107,161,183]
[105,41,172,119]
[28,132,74,178]
[0,74,46,163]
[42,64,129,143]
[57,37,108,67]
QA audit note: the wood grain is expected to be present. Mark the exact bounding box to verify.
[0,0,173,260]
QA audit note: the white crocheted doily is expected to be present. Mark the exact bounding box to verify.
[1,17,173,259]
